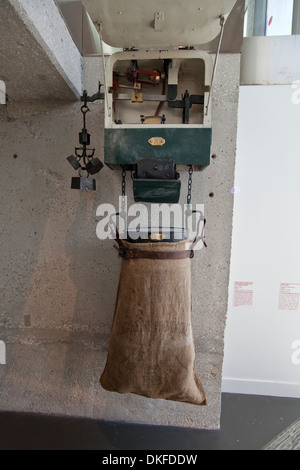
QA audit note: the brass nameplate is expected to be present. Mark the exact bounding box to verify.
[148,137,166,146]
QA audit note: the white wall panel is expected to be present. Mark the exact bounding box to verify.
[223,85,300,398]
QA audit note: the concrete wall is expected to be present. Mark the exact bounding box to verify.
[241,35,300,85]
[1,0,83,101]
[0,54,240,430]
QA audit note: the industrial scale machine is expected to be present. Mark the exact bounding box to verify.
[69,0,237,204]
[67,0,238,406]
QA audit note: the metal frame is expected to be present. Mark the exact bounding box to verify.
[105,50,213,129]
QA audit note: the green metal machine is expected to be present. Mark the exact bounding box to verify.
[82,0,237,203]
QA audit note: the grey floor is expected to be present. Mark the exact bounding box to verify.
[0,393,299,450]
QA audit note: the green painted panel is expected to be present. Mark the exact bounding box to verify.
[133,179,181,203]
[104,128,212,166]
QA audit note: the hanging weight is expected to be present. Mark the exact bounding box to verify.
[86,158,104,175]
[71,168,96,191]
[67,90,104,187]
[79,129,91,146]
[67,155,81,171]
[71,177,96,191]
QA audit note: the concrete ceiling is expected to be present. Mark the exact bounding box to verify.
[0,0,83,102]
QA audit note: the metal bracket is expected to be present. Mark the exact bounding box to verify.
[154,11,164,32]
[132,83,143,103]
[136,159,176,180]
[80,86,105,104]
[140,115,166,124]
[168,91,204,124]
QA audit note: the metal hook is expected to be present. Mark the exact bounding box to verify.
[185,209,207,256]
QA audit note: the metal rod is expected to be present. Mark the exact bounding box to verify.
[205,15,225,116]
[114,93,168,101]
[293,0,300,35]
[253,0,267,36]
[97,21,111,117]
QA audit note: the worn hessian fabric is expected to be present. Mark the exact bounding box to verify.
[101,240,207,406]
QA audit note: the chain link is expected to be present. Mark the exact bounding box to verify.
[120,167,127,234]
[121,166,126,197]
[187,165,193,205]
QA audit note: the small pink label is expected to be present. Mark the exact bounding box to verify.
[279,283,300,311]
[234,281,254,307]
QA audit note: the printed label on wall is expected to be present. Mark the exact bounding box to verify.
[234,281,254,307]
[279,283,300,311]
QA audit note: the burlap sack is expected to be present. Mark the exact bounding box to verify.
[101,239,207,406]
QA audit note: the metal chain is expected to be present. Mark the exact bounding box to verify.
[80,98,90,170]
[81,90,89,129]
[120,167,127,236]
[122,166,126,197]
[187,165,193,205]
